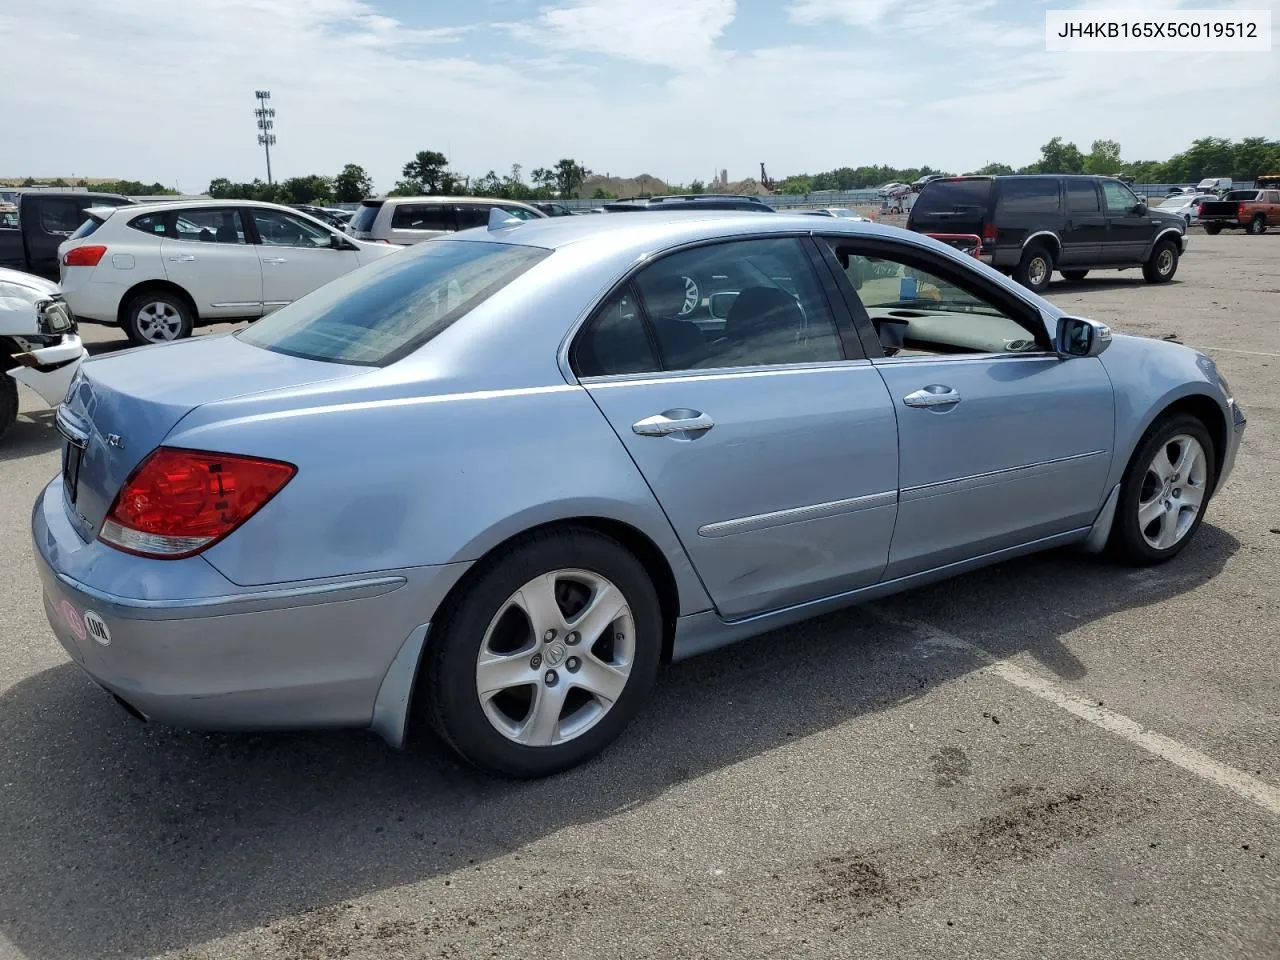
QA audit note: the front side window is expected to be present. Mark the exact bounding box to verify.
[172,208,247,244]
[239,240,549,366]
[826,241,1042,357]
[1102,180,1141,214]
[250,209,330,247]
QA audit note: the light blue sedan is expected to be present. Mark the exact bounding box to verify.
[33,211,1245,777]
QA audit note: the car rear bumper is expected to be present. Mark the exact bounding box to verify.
[31,477,471,743]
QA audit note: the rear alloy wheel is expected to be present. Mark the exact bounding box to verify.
[1060,270,1089,282]
[424,528,662,777]
[1107,413,1215,565]
[1014,243,1054,294]
[124,292,194,345]
[1248,215,1267,235]
[1142,239,1179,283]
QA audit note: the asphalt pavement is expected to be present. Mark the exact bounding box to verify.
[0,234,1277,959]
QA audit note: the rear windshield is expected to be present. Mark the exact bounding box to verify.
[911,180,992,216]
[349,202,382,233]
[238,240,550,366]
[1222,191,1259,202]
[68,217,102,241]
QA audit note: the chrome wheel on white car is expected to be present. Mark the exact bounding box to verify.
[123,291,194,345]
[476,569,635,747]
[425,527,662,777]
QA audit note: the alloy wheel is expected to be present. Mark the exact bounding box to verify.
[475,569,635,747]
[1137,434,1207,550]
[135,301,184,342]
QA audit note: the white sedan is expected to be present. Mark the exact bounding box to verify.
[57,200,401,344]
[1155,193,1218,227]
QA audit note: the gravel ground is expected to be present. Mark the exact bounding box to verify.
[0,233,1276,960]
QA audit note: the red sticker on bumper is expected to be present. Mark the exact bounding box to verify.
[59,599,87,642]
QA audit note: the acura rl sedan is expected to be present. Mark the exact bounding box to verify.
[34,210,1245,777]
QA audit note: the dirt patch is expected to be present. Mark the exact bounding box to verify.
[809,852,928,918]
[932,746,972,787]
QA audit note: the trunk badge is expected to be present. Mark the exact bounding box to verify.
[105,434,125,449]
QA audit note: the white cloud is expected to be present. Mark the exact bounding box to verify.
[515,0,736,68]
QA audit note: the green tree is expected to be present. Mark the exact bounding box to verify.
[1083,139,1123,175]
[50,177,68,187]
[1229,137,1280,181]
[591,187,617,200]
[1033,137,1085,174]
[333,163,374,203]
[777,175,812,194]
[973,162,1014,176]
[472,170,504,196]
[553,158,588,199]
[20,177,34,186]
[279,174,334,205]
[208,177,234,198]
[688,179,706,194]
[402,150,450,194]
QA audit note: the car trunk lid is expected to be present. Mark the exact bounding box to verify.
[56,334,360,540]
[1196,200,1242,219]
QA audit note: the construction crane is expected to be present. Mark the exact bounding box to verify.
[759,162,776,192]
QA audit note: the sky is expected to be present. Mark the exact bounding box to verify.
[1,0,1276,193]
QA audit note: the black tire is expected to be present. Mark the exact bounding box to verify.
[1107,413,1216,566]
[1248,215,1267,235]
[1142,238,1179,283]
[1013,243,1054,294]
[1060,270,1089,282]
[423,527,663,778]
[1203,223,1222,235]
[0,374,17,442]
[123,290,194,345]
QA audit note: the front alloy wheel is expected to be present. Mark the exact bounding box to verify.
[1136,435,1208,550]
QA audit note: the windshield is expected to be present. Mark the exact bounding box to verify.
[911,180,991,216]
[238,240,549,366]
[1223,191,1259,202]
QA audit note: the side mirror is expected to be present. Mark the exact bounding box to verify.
[1132,201,1147,215]
[708,291,739,320]
[1056,315,1112,358]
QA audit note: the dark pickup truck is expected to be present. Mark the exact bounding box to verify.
[0,192,134,280]
[1197,189,1280,235]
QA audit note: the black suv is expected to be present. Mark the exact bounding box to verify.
[602,194,775,213]
[907,175,1187,293]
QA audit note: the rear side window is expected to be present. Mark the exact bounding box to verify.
[575,288,658,377]
[911,180,992,216]
[1223,191,1260,202]
[68,217,102,241]
[39,199,85,235]
[998,179,1061,215]
[238,240,549,366]
[350,203,382,232]
[453,204,495,230]
[390,204,454,231]
[1066,180,1100,212]
[128,213,169,237]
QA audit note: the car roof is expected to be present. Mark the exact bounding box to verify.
[370,196,540,207]
[94,198,322,218]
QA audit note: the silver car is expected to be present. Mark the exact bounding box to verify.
[33,212,1246,777]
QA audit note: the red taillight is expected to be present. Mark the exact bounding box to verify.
[1238,203,1247,218]
[982,222,998,243]
[63,245,107,267]
[99,447,296,559]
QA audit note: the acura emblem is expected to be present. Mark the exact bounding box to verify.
[105,433,125,449]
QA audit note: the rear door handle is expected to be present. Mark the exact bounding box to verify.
[167,255,196,262]
[632,410,715,436]
[903,385,961,408]
[261,257,288,264]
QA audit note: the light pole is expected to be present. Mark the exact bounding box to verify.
[254,90,276,185]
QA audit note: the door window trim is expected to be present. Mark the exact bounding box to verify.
[565,232,868,382]
[812,234,1055,360]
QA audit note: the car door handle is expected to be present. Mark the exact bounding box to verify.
[903,385,962,408]
[261,257,288,264]
[632,411,715,436]
[167,255,196,262]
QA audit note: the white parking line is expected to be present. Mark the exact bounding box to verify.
[1193,344,1280,358]
[867,608,1280,816]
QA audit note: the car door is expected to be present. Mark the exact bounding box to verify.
[575,235,900,620]
[1101,180,1152,262]
[247,208,361,311]
[158,207,263,319]
[1061,178,1105,265]
[1266,191,1280,225]
[816,235,1114,580]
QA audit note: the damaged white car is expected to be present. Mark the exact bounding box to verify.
[1,267,85,440]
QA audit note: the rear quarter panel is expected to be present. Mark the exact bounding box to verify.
[172,382,714,616]
[1098,334,1232,488]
